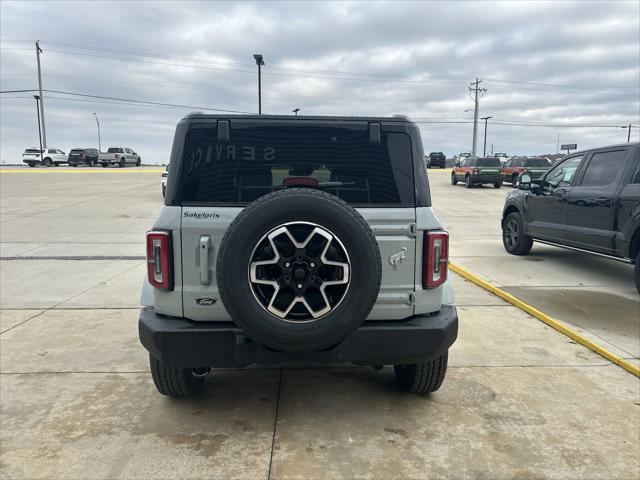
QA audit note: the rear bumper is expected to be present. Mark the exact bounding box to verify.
[139,306,458,368]
[470,173,500,183]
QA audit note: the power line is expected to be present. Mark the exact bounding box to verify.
[45,89,253,113]
[21,40,638,92]
[8,43,634,96]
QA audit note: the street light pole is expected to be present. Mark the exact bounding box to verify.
[292,108,300,116]
[33,95,43,164]
[480,116,493,157]
[92,112,101,151]
[253,54,265,114]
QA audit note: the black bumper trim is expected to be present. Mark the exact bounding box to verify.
[139,306,458,368]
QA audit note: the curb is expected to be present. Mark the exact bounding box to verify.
[449,261,640,378]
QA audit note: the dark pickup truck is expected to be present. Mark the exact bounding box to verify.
[427,152,446,168]
[501,143,640,292]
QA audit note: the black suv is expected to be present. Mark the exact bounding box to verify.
[68,148,99,167]
[501,143,640,292]
[427,152,446,168]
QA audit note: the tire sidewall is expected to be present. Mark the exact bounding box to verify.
[217,190,381,351]
[503,212,525,253]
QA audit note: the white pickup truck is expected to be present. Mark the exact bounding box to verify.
[99,147,141,168]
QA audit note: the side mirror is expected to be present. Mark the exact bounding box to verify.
[518,172,532,190]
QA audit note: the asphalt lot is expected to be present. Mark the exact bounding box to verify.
[1,166,639,479]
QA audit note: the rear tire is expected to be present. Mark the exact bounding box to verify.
[394,351,448,394]
[136,157,141,167]
[149,355,209,397]
[502,212,533,255]
[28,162,35,168]
[634,252,640,294]
[43,158,52,167]
[494,182,502,189]
[101,163,108,168]
[88,159,95,167]
[451,173,458,185]
[119,159,125,168]
[465,175,472,188]
[54,162,60,167]
[70,163,77,167]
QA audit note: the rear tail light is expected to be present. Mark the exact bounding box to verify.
[146,230,173,290]
[282,177,319,187]
[423,231,449,289]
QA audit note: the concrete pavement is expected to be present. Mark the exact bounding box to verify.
[1,167,638,479]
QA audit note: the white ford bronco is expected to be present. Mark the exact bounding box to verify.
[139,114,458,397]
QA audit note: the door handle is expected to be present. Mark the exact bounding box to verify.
[199,235,211,285]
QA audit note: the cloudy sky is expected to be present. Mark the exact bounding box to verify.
[1,0,638,164]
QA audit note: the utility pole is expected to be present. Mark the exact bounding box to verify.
[627,123,631,142]
[253,54,264,114]
[35,41,47,147]
[33,95,43,164]
[556,133,560,153]
[481,116,492,157]
[468,78,486,157]
[92,112,101,151]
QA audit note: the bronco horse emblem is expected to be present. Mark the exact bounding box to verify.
[388,247,407,270]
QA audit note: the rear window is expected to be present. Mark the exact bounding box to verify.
[180,125,415,205]
[107,148,124,153]
[523,158,551,167]
[477,158,501,167]
[24,149,42,154]
[70,149,83,153]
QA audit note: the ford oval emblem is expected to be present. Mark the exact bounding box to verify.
[194,297,217,306]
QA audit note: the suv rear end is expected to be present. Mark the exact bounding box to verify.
[22,148,44,167]
[469,157,502,187]
[68,148,99,167]
[139,114,457,397]
[428,151,446,168]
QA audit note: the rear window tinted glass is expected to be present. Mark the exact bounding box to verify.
[24,149,42,154]
[107,148,124,153]
[477,158,501,167]
[180,125,415,205]
[580,150,627,187]
[523,158,551,167]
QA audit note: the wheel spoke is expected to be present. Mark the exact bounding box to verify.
[248,222,351,322]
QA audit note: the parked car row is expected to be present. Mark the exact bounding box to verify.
[450,156,553,188]
[22,147,141,168]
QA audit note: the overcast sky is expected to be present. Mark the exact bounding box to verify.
[1,0,638,163]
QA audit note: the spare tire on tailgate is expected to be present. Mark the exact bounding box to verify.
[216,188,381,352]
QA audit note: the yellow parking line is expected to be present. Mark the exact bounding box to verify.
[449,261,640,377]
[0,169,164,174]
